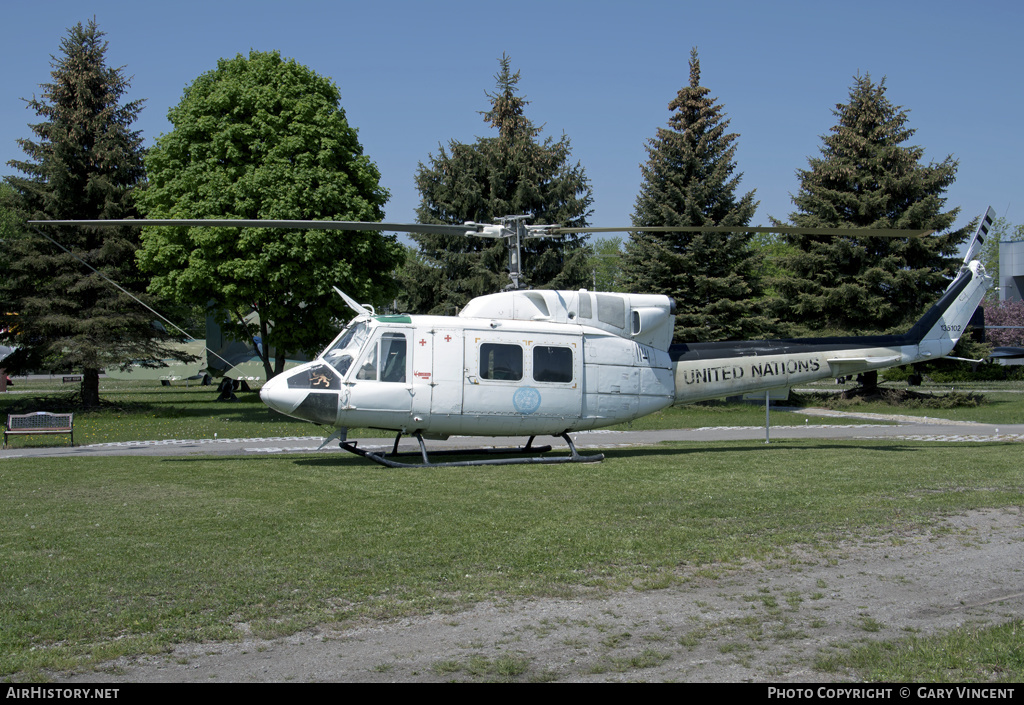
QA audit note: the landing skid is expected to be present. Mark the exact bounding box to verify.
[339,433,605,468]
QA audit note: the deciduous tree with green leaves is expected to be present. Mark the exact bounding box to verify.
[400,55,593,314]
[774,74,968,336]
[2,20,174,407]
[622,48,772,343]
[137,50,401,379]
[586,236,627,293]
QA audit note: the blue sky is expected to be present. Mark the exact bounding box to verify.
[2,0,1020,235]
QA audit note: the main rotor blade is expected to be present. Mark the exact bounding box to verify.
[546,225,936,238]
[28,218,485,237]
[29,218,936,239]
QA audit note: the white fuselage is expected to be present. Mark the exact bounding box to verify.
[260,262,991,438]
[259,312,676,437]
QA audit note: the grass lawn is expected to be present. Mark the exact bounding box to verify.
[2,439,1023,680]
[1,379,326,446]
[1,377,1023,681]
[794,377,1024,425]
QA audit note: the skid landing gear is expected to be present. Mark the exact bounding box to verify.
[339,432,604,468]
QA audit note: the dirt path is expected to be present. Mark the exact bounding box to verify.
[60,507,1023,683]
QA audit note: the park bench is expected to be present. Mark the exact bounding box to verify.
[3,412,74,449]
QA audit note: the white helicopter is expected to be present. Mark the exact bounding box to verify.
[35,209,994,466]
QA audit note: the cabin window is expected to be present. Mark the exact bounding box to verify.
[533,346,573,383]
[479,343,523,381]
[355,332,407,383]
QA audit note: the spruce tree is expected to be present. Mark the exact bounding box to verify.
[3,20,172,407]
[775,74,967,335]
[622,48,771,343]
[401,55,593,314]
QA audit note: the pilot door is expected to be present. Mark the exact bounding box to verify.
[404,327,464,434]
[343,329,413,429]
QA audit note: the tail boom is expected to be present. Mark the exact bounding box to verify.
[670,260,992,404]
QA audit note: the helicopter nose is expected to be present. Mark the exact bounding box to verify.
[260,364,342,425]
[260,372,297,415]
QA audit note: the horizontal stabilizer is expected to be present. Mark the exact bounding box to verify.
[990,346,1024,360]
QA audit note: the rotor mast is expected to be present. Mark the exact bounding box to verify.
[465,215,562,290]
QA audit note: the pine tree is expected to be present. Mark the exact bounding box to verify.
[401,55,593,314]
[622,48,771,343]
[775,74,968,335]
[2,20,172,407]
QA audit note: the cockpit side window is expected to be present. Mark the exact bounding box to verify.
[380,334,407,382]
[356,344,378,380]
[354,332,407,383]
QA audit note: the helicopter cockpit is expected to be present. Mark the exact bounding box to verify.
[317,319,408,383]
[320,318,373,377]
[264,314,414,427]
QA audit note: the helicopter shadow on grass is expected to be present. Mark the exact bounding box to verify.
[568,441,946,466]
[602,441,932,461]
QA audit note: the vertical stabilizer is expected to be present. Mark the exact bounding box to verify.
[962,206,996,266]
[915,261,992,358]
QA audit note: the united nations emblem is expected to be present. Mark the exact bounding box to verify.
[512,386,542,414]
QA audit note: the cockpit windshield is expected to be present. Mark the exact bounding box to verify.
[319,320,371,376]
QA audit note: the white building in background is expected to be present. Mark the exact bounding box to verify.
[1000,240,1024,302]
[994,240,1024,367]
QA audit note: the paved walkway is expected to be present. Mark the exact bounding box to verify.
[3,407,1023,460]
